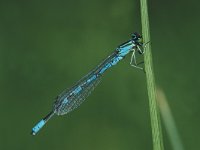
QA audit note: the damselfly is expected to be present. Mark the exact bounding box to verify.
[31,33,145,135]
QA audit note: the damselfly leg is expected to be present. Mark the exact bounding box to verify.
[130,49,144,70]
[130,41,150,71]
[130,45,145,70]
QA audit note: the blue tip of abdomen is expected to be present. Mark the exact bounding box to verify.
[31,119,46,135]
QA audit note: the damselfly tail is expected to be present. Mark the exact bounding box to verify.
[31,111,55,135]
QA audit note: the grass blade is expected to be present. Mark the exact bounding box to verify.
[157,88,184,150]
[140,0,164,149]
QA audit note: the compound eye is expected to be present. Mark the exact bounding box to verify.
[135,32,142,37]
[132,34,137,40]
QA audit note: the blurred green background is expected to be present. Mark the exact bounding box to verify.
[1,0,200,149]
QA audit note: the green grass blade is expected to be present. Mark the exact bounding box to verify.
[139,0,164,149]
[157,88,185,150]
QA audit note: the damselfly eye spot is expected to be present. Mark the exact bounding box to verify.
[132,32,142,40]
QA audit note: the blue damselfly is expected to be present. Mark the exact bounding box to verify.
[31,33,145,135]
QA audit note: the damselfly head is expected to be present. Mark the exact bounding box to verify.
[132,32,143,46]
